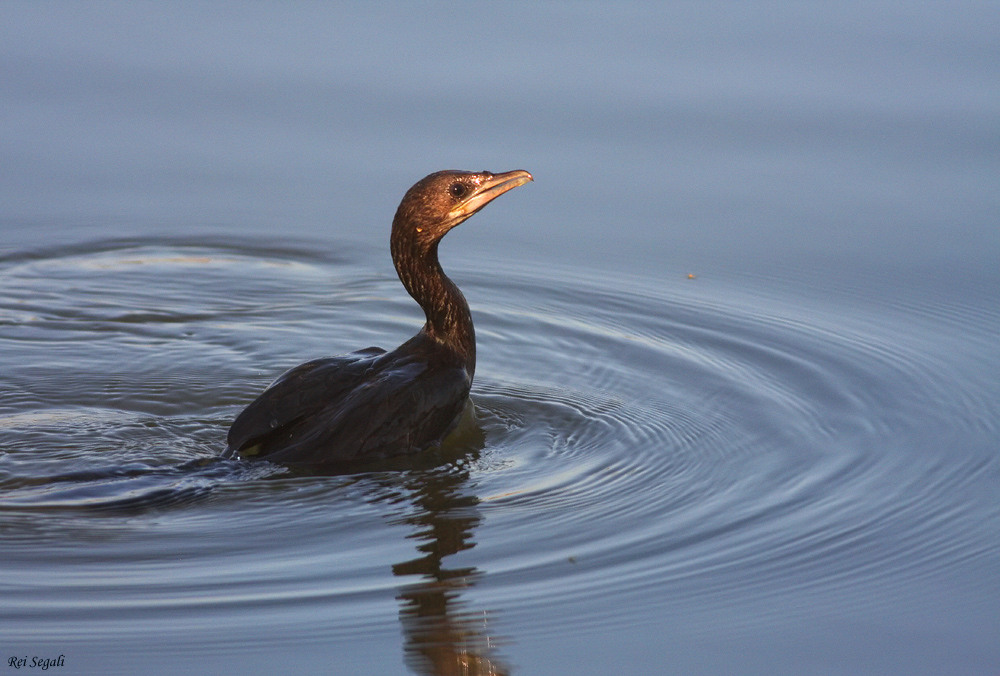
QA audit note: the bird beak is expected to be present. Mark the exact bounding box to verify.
[447,169,533,222]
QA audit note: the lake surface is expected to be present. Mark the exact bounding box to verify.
[1,3,998,675]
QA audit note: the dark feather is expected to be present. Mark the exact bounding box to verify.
[225,346,385,457]
[226,335,471,468]
[224,169,530,469]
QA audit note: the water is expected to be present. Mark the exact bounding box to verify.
[2,3,998,675]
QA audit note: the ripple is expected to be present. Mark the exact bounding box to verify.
[447,260,999,634]
[1,237,997,660]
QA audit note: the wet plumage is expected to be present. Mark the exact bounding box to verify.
[225,169,532,468]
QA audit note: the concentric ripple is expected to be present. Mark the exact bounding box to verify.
[1,237,997,669]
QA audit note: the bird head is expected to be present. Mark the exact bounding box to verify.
[392,169,533,245]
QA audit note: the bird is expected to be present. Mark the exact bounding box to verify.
[225,169,533,469]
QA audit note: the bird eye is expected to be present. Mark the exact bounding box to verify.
[449,182,468,199]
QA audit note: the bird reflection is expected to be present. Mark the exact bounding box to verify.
[386,428,509,675]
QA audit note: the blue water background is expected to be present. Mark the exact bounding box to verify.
[1,2,998,674]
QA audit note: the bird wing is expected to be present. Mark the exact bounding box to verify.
[231,351,471,467]
[311,356,470,462]
[225,347,385,456]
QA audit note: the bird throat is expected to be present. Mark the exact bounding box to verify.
[391,237,476,374]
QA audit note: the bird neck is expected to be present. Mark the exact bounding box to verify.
[391,236,476,374]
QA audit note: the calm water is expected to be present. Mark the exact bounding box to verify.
[2,3,998,675]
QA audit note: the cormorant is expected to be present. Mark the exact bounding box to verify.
[225,169,532,468]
